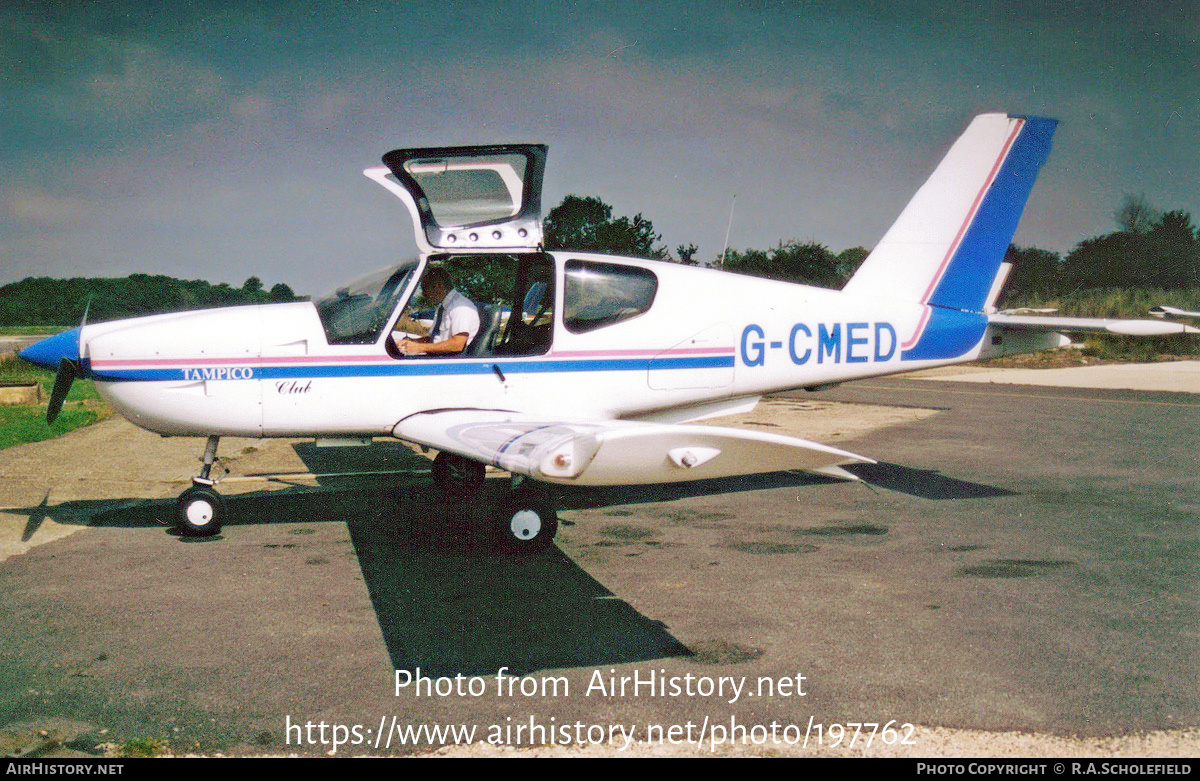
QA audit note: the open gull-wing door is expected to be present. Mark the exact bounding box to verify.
[365,144,547,253]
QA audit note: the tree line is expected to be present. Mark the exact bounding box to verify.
[1003,197,1198,302]
[550,192,1199,306]
[0,274,297,327]
[542,194,873,285]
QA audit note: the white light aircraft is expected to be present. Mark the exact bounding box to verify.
[1150,305,1200,320]
[20,113,1198,550]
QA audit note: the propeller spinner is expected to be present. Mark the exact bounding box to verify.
[18,327,83,424]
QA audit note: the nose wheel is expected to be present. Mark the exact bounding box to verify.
[176,435,226,536]
[177,484,226,536]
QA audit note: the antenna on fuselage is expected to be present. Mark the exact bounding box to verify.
[719,194,737,266]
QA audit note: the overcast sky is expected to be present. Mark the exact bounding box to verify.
[2,0,1196,294]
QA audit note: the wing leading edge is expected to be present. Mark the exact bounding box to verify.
[392,410,874,486]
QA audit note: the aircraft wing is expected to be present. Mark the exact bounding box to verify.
[392,409,874,486]
[989,313,1200,336]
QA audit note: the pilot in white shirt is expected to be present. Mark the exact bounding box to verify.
[394,268,480,356]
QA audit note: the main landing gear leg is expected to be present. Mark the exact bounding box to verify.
[430,453,558,553]
[430,451,485,500]
[176,435,227,537]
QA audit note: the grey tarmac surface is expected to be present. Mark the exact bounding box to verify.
[0,376,1197,757]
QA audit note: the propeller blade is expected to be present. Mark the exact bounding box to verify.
[46,357,78,424]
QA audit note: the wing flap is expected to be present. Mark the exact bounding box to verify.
[392,410,873,486]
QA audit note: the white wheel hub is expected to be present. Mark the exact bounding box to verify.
[186,499,215,527]
[509,509,542,540]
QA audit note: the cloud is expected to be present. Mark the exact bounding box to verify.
[6,190,88,223]
[0,0,1196,289]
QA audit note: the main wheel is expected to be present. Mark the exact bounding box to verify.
[176,485,226,537]
[431,452,486,500]
[495,489,558,553]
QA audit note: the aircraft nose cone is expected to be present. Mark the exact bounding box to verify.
[18,328,82,370]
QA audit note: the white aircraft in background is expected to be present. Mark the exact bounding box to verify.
[1150,305,1200,320]
[20,113,1197,550]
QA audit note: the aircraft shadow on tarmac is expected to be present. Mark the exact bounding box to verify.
[11,483,693,676]
[554,462,1017,509]
[7,445,1014,678]
[12,442,1018,537]
[850,462,1018,500]
[348,497,693,678]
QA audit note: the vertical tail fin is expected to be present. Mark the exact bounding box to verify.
[843,114,1058,312]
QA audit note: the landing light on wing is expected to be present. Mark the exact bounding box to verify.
[668,447,721,469]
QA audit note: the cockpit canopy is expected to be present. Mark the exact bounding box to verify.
[367,144,548,253]
[335,143,662,352]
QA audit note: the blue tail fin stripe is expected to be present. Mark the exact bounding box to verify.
[901,115,1058,362]
[913,118,1024,308]
[927,115,1058,313]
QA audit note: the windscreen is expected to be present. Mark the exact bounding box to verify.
[315,260,419,344]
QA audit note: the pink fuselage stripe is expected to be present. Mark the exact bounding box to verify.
[91,347,736,369]
[90,354,386,368]
[549,348,733,358]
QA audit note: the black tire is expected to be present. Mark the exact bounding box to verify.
[495,489,558,553]
[431,452,485,500]
[176,485,226,537]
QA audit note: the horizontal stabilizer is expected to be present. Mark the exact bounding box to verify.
[393,409,874,487]
[989,313,1200,336]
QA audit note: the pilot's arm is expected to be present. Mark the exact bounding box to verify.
[396,333,470,355]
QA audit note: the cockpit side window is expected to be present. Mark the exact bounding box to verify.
[563,260,658,334]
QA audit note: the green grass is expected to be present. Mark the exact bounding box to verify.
[0,354,110,450]
[115,736,169,758]
[1001,287,1200,361]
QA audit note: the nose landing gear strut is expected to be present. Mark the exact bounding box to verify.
[176,436,227,536]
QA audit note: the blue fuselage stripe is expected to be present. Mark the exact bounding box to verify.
[900,306,989,361]
[89,355,736,382]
